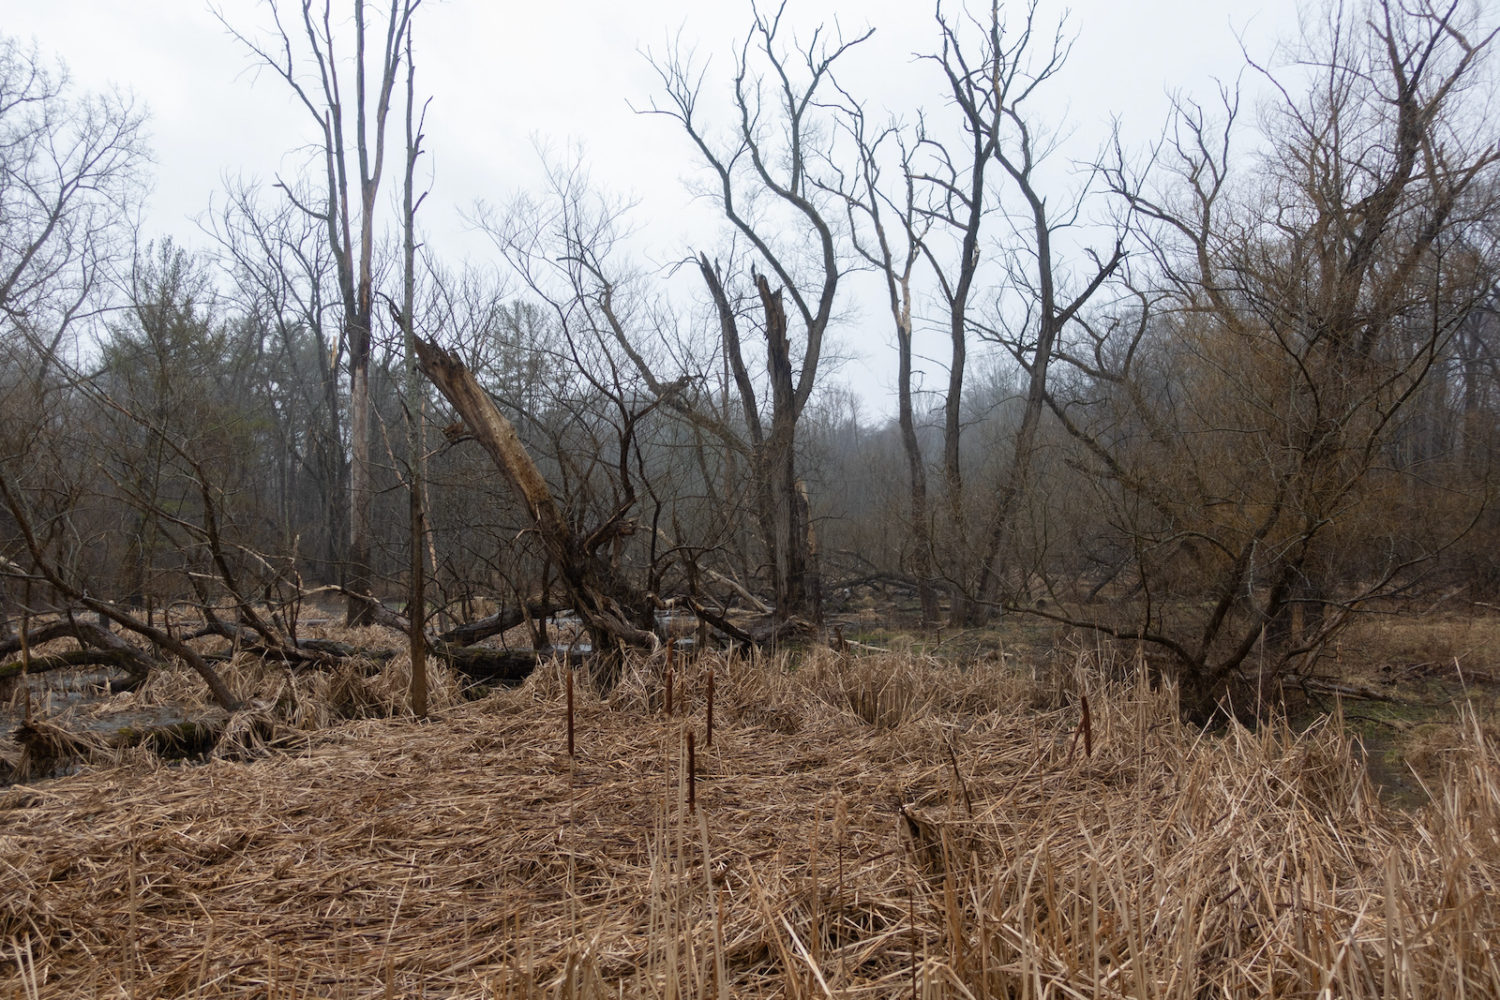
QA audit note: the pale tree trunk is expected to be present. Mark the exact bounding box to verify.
[217,0,420,628]
[399,31,427,716]
[346,327,373,621]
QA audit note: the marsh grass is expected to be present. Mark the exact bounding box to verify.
[1,643,1497,997]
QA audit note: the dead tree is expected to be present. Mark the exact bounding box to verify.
[644,5,870,621]
[217,0,422,627]
[413,338,658,664]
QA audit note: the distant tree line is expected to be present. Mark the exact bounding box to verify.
[1,0,1497,720]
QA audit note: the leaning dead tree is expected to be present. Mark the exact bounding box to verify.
[413,338,659,662]
[644,6,869,622]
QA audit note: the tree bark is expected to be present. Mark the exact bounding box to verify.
[757,274,813,619]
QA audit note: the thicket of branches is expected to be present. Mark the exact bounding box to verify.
[2,0,1497,721]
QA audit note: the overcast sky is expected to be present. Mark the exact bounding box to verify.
[10,0,1304,413]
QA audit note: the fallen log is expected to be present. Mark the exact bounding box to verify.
[11,717,227,781]
[314,586,568,650]
[686,601,815,649]
[0,649,146,690]
[194,633,554,688]
[438,600,565,646]
[687,599,756,648]
[0,619,154,685]
[438,644,587,687]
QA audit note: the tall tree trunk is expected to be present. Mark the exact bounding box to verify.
[345,317,374,625]
[400,36,426,716]
[898,308,939,627]
[757,273,813,619]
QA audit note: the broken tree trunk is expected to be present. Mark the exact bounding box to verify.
[413,338,657,661]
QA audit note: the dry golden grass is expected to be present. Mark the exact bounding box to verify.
[1337,608,1500,686]
[2,645,1498,998]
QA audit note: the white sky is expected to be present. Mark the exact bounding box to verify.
[9,0,1304,415]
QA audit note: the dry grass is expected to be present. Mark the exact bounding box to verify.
[2,645,1498,998]
[1337,608,1500,687]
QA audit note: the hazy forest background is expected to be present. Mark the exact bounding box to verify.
[2,0,1498,722]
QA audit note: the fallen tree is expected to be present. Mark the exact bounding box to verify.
[0,619,154,690]
[414,338,659,665]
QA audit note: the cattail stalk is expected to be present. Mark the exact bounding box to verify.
[910,876,918,1000]
[687,730,696,812]
[566,667,575,758]
[706,667,715,747]
[1081,692,1093,759]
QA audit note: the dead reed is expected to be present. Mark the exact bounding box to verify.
[1,644,1497,998]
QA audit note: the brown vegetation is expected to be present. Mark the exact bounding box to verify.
[3,645,1498,998]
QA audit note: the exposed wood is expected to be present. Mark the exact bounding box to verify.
[414,337,657,656]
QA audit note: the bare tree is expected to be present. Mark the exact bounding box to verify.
[832,104,942,625]
[217,0,421,626]
[909,2,1009,626]
[1048,0,1499,718]
[210,179,348,578]
[0,35,146,371]
[910,1,1125,626]
[643,3,872,621]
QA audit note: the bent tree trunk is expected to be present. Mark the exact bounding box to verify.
[413,339,656,660]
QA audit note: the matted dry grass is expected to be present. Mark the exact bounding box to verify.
[2,647,1498,998]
